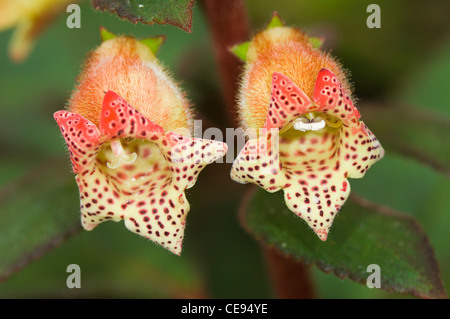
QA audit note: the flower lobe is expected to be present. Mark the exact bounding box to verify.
[54,111,100,174]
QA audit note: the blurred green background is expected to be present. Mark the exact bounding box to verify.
[0,0,449,298]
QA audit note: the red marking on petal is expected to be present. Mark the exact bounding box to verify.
[264,72,312,130]
[340,122,384,178]
[54,111,101,174]
[162,132,227,190]
[313,69,360,123]
[316,228,328,241]
[100,91,164,140]
[231,132,283,193]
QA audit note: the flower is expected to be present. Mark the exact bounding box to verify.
[54,31,227,255]
[230,14,384,240]
[0,0,76,62]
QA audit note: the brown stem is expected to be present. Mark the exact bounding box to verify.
[263,247,316,299]
[200,0,249,126]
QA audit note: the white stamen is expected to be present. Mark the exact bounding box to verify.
[293,117,326,132]
[107,139,137,169]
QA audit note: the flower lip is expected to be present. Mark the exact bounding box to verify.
[55,90,227,255]
[231,69,384,241]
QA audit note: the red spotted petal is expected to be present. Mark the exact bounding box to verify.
[264,72,312,130]
[231,124,364,241]
[54,111,101,174]
[279,130,350,240]
[163,132,228,190]
[283,166,350,241]
[340,122,384,178]
[313,68,360,124]
[77,150,188,255]
[231,130,285,193]
[100,90,164,140]
[77,131,227,255]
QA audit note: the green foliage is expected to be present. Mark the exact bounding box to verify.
[92,0,195,32]
[400,41,450,117]
[0,159,80,281]
[241,188,446,299]
[363,104,450,179]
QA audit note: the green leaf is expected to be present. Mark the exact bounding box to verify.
[92,0,195,33]
[398,41,450,117]
[0,221,207,298]
[230,41,250,62]
[0,158,81,282]
[362,103,450,179]
[241,188,446,299]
